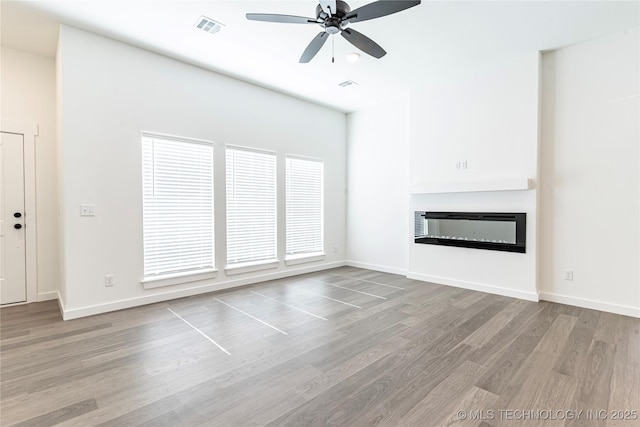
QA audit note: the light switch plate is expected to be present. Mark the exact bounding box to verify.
[80,204,95,216]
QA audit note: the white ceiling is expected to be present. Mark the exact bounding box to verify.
[2,1,639,112]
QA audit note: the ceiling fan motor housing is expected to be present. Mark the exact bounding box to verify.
[316,0,351,34]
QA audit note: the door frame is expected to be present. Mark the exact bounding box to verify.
[1,120,38,304]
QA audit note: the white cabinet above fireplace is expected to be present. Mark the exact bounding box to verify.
[409,178,533,195]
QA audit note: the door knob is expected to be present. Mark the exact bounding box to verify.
[14,212,22,218]
[14,224,22,230]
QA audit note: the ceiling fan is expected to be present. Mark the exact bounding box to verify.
[246,0,421,63]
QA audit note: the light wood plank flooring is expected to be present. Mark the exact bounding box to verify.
[1,267,638,426]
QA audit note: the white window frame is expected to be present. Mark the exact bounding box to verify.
[284,155,325,265]
[140,132,216,287]
[225,145,279,274]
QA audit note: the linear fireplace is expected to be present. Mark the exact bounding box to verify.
[414,212,526,253]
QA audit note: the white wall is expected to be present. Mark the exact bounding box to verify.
[346,98,410,274]
[409,52,540,185]
[539,29,640,317]
[407,52,540,301]
[9,23,636,319]
[1,46,59,300]
[56,39,66,304]
[57,26,346,318]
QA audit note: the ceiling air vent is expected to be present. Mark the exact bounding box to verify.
[194,16,224,35]
[338,80,358,88]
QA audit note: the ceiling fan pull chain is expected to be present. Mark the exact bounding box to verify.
[332,35,335,63]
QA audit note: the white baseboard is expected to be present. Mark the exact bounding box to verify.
[59,261,346,320]
[57,290,66,316]
[407,272,539,302]
[36,291,59,302]
[344,261,407,276]
[539,292,640,318]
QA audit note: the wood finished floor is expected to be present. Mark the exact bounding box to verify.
[1,267,639,426]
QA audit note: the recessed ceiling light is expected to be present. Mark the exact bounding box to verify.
[346,52,361,62]
[194,16,224,35]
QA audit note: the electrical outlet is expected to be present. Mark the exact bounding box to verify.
[105,274,114,287]
[461,160,468,170]
[455,161,461,170]
[563,269,574,281]
[333,246,338,254]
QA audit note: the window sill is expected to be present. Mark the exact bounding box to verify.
[225,259,280,276]
[141,268,218,289]
[284,252,326,266]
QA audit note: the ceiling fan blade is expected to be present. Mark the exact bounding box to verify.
[246,13,317,24]
[300,32,329,63]
[343,0,421,23]
[340,28,386,58]
[319,0,337,16]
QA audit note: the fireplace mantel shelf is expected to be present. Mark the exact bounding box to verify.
[409,178,533,195]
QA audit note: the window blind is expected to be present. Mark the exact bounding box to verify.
[142,134,214,277]
[285,156,324,256]
[226,147,277,265]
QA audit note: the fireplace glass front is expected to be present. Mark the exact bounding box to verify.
[414,212,526,253]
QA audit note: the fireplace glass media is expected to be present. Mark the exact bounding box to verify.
[414,212,526,253]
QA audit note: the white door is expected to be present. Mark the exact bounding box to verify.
[0,132,27,305]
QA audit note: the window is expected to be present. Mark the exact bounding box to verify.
[226,146,277,266]
[142,133,214,278]
[285,156,324,257]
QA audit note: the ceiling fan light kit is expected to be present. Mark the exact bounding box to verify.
[246,0,421,63]
[346,52,361,62]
